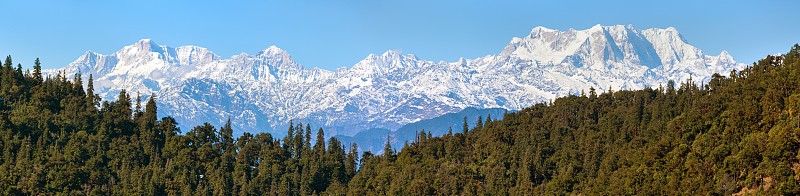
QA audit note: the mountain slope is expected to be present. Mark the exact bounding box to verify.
[336,107,507,154]
[47,24,745,136]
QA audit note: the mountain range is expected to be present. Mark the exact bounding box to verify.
[46,24,745,139]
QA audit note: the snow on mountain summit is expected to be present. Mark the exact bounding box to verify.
[351,50,424,76]
[502,24,675,70]
[49,25,746,136]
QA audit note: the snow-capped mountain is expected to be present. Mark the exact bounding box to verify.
[47,24,745,137]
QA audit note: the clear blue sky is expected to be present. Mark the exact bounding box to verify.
[2,0,798,70]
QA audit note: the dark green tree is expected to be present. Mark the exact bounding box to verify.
[462,116,469,134]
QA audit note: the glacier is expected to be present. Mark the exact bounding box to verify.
[46,24,746,137]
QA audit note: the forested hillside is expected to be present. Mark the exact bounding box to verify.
[1,44,799,195]
[0,56,359,195]
[348,45,800,195]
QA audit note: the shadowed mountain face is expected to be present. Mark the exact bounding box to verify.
[336,107,508,154]
[47,25,744,137]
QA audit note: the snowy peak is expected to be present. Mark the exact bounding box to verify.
[529,26,558,36]
[601,24,636,31]
[175,45,220,66]
[256,45,301,70]
[133,39,160,52]
[381,49,403,58]
[718,51,733,61]
[500,25,713,69]
[116,39,219,67]
[114,39,172,64]
[705,50,738,70]
[599,24,663,68]
[257,45,288,57]
[62,50,118,76]
[587,24,604,31]
[378,49,420,62]
[75,50,100,64]
[352,50,422,75]
[118,39,173,60]
[640,27,703,67]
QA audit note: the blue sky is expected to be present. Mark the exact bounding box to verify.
[2,0,798,70]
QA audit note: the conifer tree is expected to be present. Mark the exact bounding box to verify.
[3,55,11,68]
[144,94,157,124]
[285,120,294,153]
[86,74,97,107]
[667,80,676,95]
[476,116,483,129]
[345,142,358,180]
[293,122,304,158]
[304,124,312,153]
[462,116,469,134]
[383,134,393,158]
[134,93,143,120]
[314,128,325,155]
[32,58,42,84]
[220,118,234,152]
